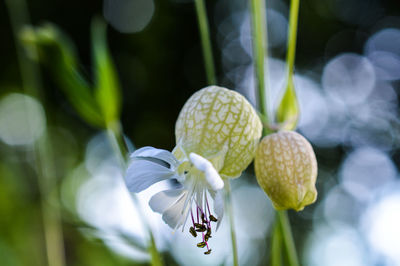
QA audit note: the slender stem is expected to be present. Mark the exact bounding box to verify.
[194,0,217,85]
[224,181,239,266]
[271,215,282,266]
[194,1,239,263]
[278,211,299,266]
[107,125,163,266]
[5,0,41,98]
[5,1,66,266]
[286,0,300,79]
[274,1,301,264]
[34,137,66,266]
[250,0,270,124]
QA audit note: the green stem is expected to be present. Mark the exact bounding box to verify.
[107,124,163,266]
[193,1,239,263]
[5,1,66,266]
[194,0,217,85]
[34,136,66,266]
[224,181,239,266]
[271,216,282,266]
[5,0,41,98]
[276,2,301,264]
[250,0,269,124]
[286,0,300,79]
[278,211,299,266]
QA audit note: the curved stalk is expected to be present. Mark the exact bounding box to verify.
[194,1,239,264]
[107,124,163,266]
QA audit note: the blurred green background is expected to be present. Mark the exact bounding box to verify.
[1,0,400,265]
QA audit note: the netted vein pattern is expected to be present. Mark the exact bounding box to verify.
[255,131,317,211]
[175,86,262,178]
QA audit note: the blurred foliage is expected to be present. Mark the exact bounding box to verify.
[1,0,400,265]
[20,17,121,128]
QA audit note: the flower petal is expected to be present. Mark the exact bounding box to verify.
[189,152,224,190]
[125,159,177,193]
[149,189,185,214]
[210,189,224,230]
[162,191,189,229]
[131,146,179,169]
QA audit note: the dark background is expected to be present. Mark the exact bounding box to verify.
[1,0,400,265]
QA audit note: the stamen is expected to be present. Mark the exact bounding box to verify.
[196,205,199,223]
[205,193,212,216]
[190,209,195,225]
[206,227,211,237]
[201,212,206,223]
[189,226,197,237]
[197,242,207,248]
[185,189,218,255]
[194,223,203,228]
[195,225,206,232]
[209,214,218,222]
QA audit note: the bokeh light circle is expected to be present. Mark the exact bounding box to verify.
[0,93,46,146]
[322,53,376,106]
[104,0,155,33]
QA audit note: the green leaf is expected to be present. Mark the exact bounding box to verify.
[91,18,121,127]
[276,77,299,131]
[19,24,104,127]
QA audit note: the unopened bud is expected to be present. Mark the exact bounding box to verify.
[255,131,317,211]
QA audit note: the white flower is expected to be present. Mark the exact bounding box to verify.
[125,146,224,254]
[125,85,263,254]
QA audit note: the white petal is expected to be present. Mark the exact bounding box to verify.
[162,191,189,229]
[131,146,179,168]
[211,189,224,230]
[125,159,177,193]
[149,189,185,214]
[189,153,224,190]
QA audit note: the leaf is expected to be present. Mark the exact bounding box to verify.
[19,24,104,127]
[276,77,299,131]
[91,17,121,126]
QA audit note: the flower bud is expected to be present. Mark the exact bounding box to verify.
[174,86,262,178]
[254,131,317,211]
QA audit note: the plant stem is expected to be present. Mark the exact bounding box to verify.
[224,181,239,266]
[275,1,301,264]
[107,124,163,266]
[286,0,300,79]
[5,1,66,266]
[193,1,239,264]
[278,211,299,266]
[271,215,282,266]
[34,137,66,266]
[250,0,269,124]
[194,0,217,85]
